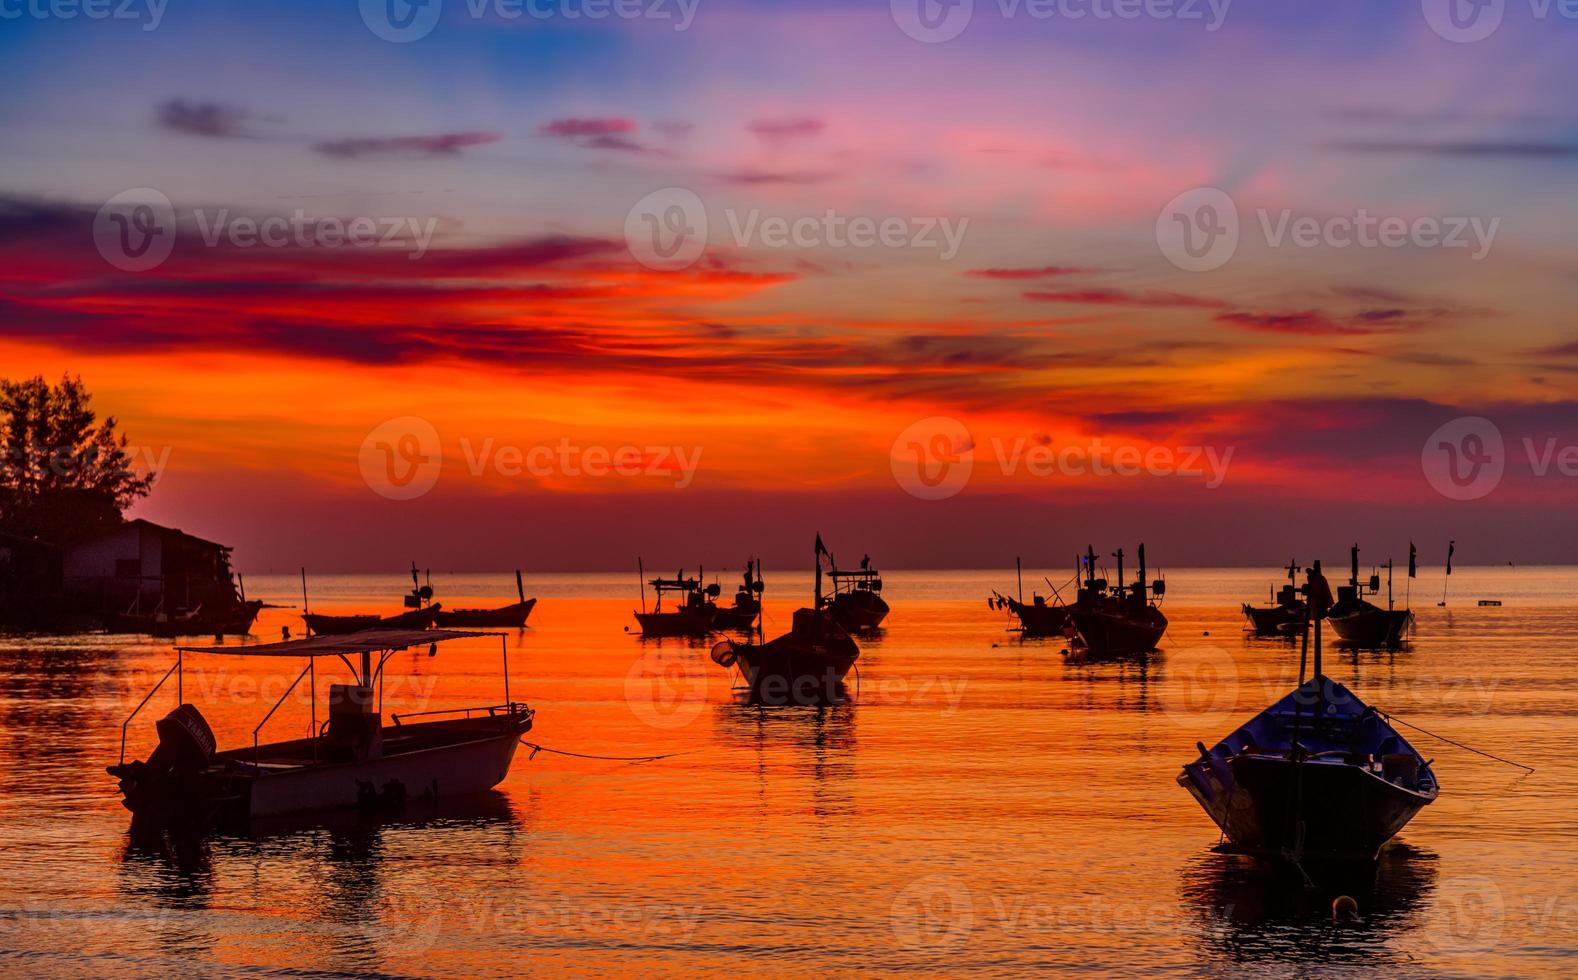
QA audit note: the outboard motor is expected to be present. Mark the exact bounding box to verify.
[148,703,217,776]
[106,704,218,823]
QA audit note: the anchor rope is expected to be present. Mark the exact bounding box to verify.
[519,739,690,763]
[1377,711,1535,773]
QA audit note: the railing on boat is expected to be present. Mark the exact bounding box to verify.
[118,655,184,766]
[389,702,534,726]
[254,660,316,764]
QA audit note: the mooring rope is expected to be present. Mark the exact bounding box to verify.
[519,739,689,763]
[1378,711,1535,773]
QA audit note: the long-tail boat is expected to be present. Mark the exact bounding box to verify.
[632,560,719,637]
[435,570,537,628]
[1179,562,1438,866]
[1326,545,1413,648]
[990,557,1074,638]
[1242,559,1307,636]
[713,560,764,631]
[303,564,440,637]
[710,537,859,704]
[1070,544,1168,656]
[826,545,889,632]
[107,629,532,831]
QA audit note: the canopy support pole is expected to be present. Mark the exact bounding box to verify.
[502,634,510,708]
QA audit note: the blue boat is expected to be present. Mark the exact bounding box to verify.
[1178,562,1439,865]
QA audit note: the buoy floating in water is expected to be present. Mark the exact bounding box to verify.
[1332,895,1359,924]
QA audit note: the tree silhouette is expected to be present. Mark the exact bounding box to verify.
[0,375,156,544]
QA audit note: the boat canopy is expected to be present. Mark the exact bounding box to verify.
[175,628,502,657]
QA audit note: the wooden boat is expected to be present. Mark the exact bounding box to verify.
[990,557,1074,637]
[826,547,889,632]
[435,571,536,628]
[1070,544,1168,656]
[304,604,440,636]
[712,560,764,631]
[303,564,440,636]
[710,538,859,704]
[632,561,718,637]
[1179,562,1438,865]
[1242,559,1307,636]
[104,574,265,638]
[150,600,265,638]
[106,629,533,831]
[1326,545,1412,648]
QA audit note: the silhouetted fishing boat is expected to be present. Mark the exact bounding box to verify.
[107,629,532,831]
[989,557,1074,638]
[1070,544,1167,656]
[710,537,859,704]
[1242,559,1307,636]
[633,560,719,637]
[713,560,764,631]
[303,564,440,637]
[104,574,264,637]
[304,605,439,636]
[1179,562,1438,865]
[434,571,536,628]
[1327,545,1412,648]
[826,545,888,631]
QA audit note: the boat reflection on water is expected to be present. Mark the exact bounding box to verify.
[119,791,526,972]
[712,702,858,818]
[1178,844,1439,966]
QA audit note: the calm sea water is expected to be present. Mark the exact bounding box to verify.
[1,565,1572,978]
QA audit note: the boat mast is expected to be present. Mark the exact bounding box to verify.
[1113,548,1125,601]
[814,538,823,611]
[1016,557,1023,604]
[638,557,647,614]
[1085,545,1097,589]
[1351,544,1361,597]
[1137,543,1148,605]
[1312,559,1325,682]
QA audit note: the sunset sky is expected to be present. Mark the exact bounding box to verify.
[3,1,1577,570]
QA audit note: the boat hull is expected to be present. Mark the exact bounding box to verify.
[1073,607,1167,656]
[1178,678,1438,865]
[634,605,717,637]
[829,592,888,632]
[1241,603,1303,637]
[1179,754,1434,863]
[305,605,440,636]
[113,713,531,828]
[714,608,859,705]
[1006,599,1073,638]
[713,600,761,631]
[434,598,536,629]
[1328,606,1412,648]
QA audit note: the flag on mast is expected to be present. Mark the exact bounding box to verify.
[1446,540,1455,576]
[1408,542,1417,578]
